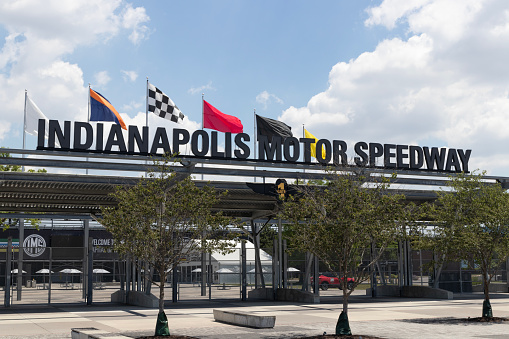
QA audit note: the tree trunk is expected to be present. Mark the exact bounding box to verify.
[342,284,349,314]
[155,267,170,336]
[159,269,165,313]
[483,272,490,302]
[301,252,313,292]
[482,267,493,318]
[336,287,351,335]
[432,253,445,289]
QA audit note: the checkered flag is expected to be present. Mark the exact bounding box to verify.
[148,82,185,123]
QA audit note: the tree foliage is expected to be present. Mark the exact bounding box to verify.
[282,169,409,322]
[1,152,47,173]
[426,171,509,317]
[101,155,235,314]
[1,151,46,230]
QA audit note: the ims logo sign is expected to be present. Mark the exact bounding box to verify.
[23,234,46,257]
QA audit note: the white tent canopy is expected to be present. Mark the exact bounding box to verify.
[60,269,82,274]
[198,240,272,266]
[248,267,269,273]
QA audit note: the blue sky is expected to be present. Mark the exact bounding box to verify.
[72,0,388,123]
[2,1,509,175]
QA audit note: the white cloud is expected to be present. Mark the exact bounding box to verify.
[0,33,24,70]
[120,111,201,155]
[282,0,509,175]
[121,4,150,45]
[0,0,150,142]
[256,91,283,110]
[0,122,11,142]
[122,100,143,111]
[365,0,431,30]
[491,10,509,36]
[188,81,216,95]
[121,70,138,82]
[94,71,111,87]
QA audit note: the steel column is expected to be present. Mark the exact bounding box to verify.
[241,240,247,301]
[17,219,24,301]
[83,219,89,299]
[4,237,12,307]
[87,237,93,305]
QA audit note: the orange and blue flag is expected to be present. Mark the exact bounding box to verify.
[89,89,127,130]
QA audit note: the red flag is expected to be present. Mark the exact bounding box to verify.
[203,100,243,133]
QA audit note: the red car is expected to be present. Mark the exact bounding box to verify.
[311,272,355,290]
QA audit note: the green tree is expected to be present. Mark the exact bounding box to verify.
[282,169,408,335]
[293,178,327,186]
[0,152,47,173]
[0,152,21,172]
[101,155,234,335]
[430,171,509,318]
[259,227,277,250]
[1,152,46,230]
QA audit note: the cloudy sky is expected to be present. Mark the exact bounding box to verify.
[1,0,509,175]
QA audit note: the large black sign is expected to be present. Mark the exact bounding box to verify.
[0,229,116,261]
[37,120,471,172]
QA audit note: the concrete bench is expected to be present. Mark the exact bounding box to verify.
[71,327,130,339]
[213,309,276,329]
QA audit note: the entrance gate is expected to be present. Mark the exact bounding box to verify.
[2,148,509,307]
[3,222,508,307]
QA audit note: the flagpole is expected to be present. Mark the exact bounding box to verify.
[22,90,27,172]
[86,84,90,175]
[302,124,305,179]
[253,109,256,183]
[88,84,91,123]
[145,78,149,176]
[201,93,204,133]
[201,93,204,181]
[146,77,149,128]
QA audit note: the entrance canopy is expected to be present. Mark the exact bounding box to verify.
[2,148,508,220]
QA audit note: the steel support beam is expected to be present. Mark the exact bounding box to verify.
[17,219,24,301]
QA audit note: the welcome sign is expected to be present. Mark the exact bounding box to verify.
[37,120,471,172]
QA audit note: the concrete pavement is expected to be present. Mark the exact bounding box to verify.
[1,293,509,338]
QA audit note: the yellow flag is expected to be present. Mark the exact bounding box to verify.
[304,128,326,159]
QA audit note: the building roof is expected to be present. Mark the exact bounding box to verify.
[0,171,280,219]
[3,148,504,221]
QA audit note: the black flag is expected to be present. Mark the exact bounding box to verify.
[256,114,293,141]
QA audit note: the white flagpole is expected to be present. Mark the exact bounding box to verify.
[202,93,205,130]
[201,93,204,181]
[253,109,256,183]
[22,90,27,172]
[88,84,91,123]
[145,78,149,176]
[146,78,149,128]
[303,124,305,179]
[86,84,90,175]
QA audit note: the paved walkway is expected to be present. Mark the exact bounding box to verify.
[1,293,509,338]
